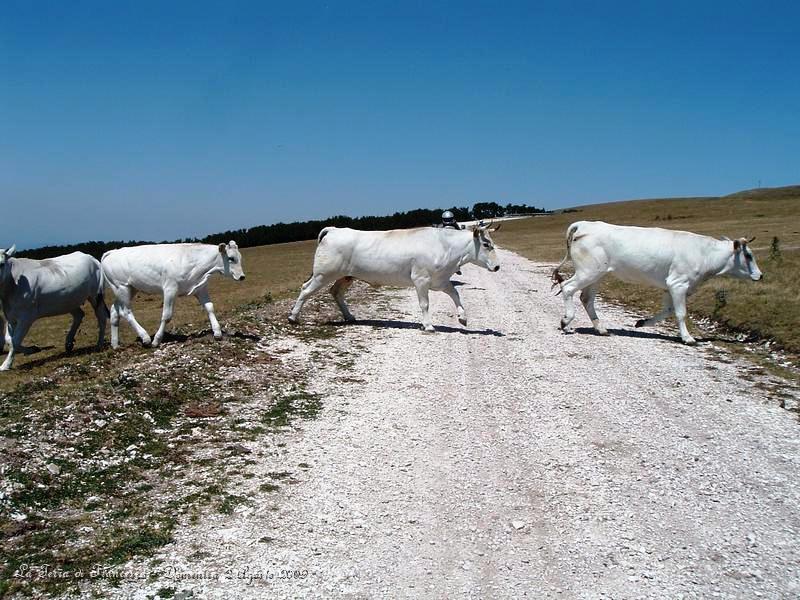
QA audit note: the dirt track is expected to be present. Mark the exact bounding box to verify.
[110,249,800,599]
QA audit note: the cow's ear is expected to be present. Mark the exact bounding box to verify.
[5,244,16,258]
[218,243,226,254]
[229,240,238,249]
[733,239,741,252]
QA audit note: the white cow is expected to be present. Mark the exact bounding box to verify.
[101,241,245,348]
[552,221,763,344]
[289,224,501,331]
[0,247,108,371]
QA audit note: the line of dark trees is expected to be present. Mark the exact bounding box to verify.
[19,202,548,260]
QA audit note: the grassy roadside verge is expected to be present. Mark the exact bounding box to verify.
[0,239,344,598]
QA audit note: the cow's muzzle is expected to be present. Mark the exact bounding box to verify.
[492,265,500,272]
[238,275,246,281]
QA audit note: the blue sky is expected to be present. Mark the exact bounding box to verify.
[1,1,798,249]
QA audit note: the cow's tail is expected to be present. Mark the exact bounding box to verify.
[551,223,580,295]
[317,227,334,244]
[96,259,111,318]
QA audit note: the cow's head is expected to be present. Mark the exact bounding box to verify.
[218,241,245,281]
[0,245,16,269]
[471,223,501,272]
[730,237,763,281]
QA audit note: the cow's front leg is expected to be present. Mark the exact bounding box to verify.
[440,282,467,326]
[151,285,177,347]
[668,285,695,344]
[91,295,109,348]
[65,307,85,352]
[195,288,222,340]
[0,318,32,371]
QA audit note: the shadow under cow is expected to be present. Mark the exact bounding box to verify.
[329,319,505,337]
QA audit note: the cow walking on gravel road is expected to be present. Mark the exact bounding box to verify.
[552,221,763,344]
[289,223,501,331]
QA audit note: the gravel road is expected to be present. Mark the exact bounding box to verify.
[112,249,800,599]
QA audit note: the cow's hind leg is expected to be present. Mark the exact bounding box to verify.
[65,307,85,352]
[289,273,336,323]
[580,285,608,335]
[194,286,223,340]
[635,292,674,329]
[114,286,151,346]
[560,271,603,332]
[330,277,356,322]
[440,282,467,326]
[668,285,695,344]
[152,284,177,347]
[110,303,121,349]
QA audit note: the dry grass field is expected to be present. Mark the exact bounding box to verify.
[493,185,800,352]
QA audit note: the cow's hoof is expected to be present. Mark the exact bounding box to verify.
[65,343,75,353]
[458,317,467,326]
[423,325,436,333]
[343,315,356,323]
[287,315,299,324]
[595,328,609,336]
[682,337,697,346]
[560,319,570,330]
[635,319,647,328]
[140,337,153,347]
[213,333,223,341]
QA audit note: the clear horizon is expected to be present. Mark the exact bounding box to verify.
[2,1,798,249]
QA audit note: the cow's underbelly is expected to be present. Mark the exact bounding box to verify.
[25,287,93,319]
[349,269,414,288]
[609,264,668,289]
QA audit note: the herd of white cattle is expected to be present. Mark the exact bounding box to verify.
[0,220,762,371]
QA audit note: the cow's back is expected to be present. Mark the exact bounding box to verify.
[315,227,447,285]
[6,252,102,317]
[570,221,714,287]
[102,244,215,295]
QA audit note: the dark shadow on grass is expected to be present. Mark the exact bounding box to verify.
[329,319,505,337]
[16,345,106,370]
[161,330,261,344]
[19,344,56,356]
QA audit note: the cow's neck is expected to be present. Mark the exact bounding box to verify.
[186,246,224,295]
[706,239,737,278]
[456,233,479,267]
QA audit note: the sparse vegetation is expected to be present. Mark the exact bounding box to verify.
[0,278,362,596]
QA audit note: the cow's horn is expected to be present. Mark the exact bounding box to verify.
[747,236,756,244]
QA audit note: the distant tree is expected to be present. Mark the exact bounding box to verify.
[18,201,548,259]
